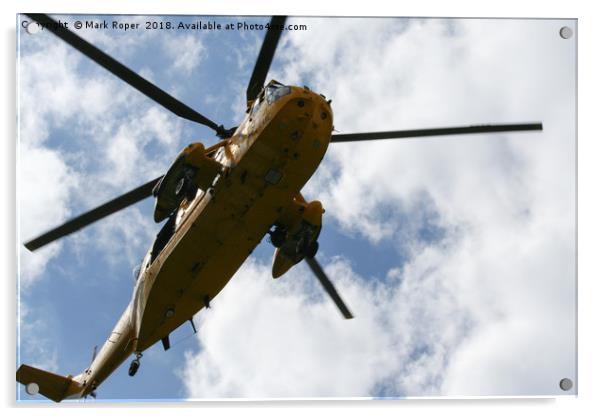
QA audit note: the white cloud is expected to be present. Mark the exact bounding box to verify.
[97,106,183,190]
[18,302,59,374]
[180,18,576,397]
[91,207,157,271]
[179,245,476,398]
[180,260,396,398]
[163,34,206,75]
[18,143,77,286]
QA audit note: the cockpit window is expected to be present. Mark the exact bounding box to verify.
[265,85,291,104]
[250,94,263,115]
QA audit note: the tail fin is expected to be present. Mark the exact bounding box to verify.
[16,364,84,402]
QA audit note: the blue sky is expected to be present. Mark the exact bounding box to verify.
[17,15,576,401]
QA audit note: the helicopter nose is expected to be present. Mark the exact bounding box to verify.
[281,87,333,152]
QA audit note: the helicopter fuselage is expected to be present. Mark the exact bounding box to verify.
[75,84,334,397]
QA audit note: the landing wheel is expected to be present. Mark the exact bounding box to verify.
[304,241,319,259]
[128,360,140,377]
[174,176,187,197]
[175,176,197,201]
[128,353,142,377]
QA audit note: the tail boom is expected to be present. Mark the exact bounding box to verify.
[16,364,86,402]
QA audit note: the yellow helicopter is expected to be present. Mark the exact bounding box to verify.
[16,14,542,402]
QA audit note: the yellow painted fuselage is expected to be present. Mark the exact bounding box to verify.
[76,85,334,397]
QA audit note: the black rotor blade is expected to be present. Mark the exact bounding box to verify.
[331,123,543,143]
[24,176,162,251]
[26,14,226,136]
[246,16,287,103]
[305,257,354,320]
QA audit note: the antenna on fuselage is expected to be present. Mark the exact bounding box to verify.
[189,318,197,334]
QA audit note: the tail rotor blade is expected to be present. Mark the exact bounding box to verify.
[305,257,353,319]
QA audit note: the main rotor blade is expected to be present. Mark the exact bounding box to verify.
[25,14,226,136]
[24,176,162,251]
[330,123,543,143]
[246,16,287,103]
[305,257,354,320]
